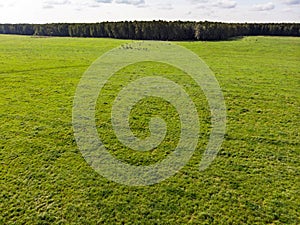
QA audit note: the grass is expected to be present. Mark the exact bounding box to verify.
[0,34,299,224]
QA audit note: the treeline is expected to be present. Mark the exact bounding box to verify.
[0,21,299,41]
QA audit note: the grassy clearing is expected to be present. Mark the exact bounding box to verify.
[0,35,299,224]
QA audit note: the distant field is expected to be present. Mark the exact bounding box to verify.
[0,35,299,224]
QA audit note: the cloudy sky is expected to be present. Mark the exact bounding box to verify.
[0,0,299,23]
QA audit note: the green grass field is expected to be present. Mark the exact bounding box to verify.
[0,34,299,224]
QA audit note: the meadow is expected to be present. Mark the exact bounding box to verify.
[0,34,299,224]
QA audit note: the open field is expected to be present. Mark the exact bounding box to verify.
[0,35,299,224]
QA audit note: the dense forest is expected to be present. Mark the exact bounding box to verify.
[0,21,299,41]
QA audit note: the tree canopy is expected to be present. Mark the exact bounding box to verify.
[0,21,299,41]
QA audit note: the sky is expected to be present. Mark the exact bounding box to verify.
[0,0,299,24]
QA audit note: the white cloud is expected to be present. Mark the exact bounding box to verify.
[157,3,173,10]
[115,0,145,6]
[213,0,237,9]
[282,0,300,4]
[189,0,208,4]
[43,0,71,9]
[95,0,113,3]
[44,0,71,5]
[253,2,275,11]
[84,0,112,7]
[43,5,54,9]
